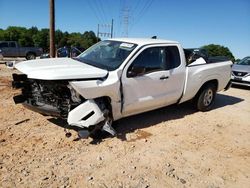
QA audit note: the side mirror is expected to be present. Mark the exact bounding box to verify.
[127,66,146,77]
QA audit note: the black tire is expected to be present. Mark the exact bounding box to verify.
[26,52,36,60]
[89,129,105,139]
[195,84,216,112]
[89,116,114,139]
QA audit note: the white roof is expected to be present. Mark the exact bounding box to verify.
[109,38,179,46]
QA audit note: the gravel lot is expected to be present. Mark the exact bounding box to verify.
[0,63,250,188]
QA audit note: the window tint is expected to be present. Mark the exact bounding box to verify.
[165,46,181,69]
[128,46,181,76]
[130,47,165,74]
[0,42,8,48]
[9,42,16,47]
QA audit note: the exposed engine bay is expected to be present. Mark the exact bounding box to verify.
[13,74,82,118]
[12,73,116,137]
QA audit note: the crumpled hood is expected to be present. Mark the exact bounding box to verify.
[232,64,250,73]
[14,58,108,80]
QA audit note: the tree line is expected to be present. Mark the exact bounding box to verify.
[202,44,235,62]
[0,26,100,52]
[0,26,235,61]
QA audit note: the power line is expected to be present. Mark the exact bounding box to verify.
[106,0,115,20]
[86,0,103,23]
[129,0,154,32]
[116,0,124,37]
[99,0,109,23]
[138,0,154,19]
[129,0,142,33]
[92,0,107,23]
[131,0,142,15]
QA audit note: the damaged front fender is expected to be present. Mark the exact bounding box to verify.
[68,71,122,121]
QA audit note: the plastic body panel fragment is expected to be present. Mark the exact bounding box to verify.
[67,100,105,128]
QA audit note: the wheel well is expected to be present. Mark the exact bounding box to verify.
[101,96,112,107]
[26,51,36,57]
[95,96,112,114]
[195,79,218,98]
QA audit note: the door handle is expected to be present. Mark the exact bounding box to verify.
[159,76,169,80]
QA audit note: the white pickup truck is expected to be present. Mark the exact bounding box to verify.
[12,38,232,137]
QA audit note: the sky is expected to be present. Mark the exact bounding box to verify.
[0,0,249,59]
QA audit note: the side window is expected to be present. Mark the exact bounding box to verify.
[165,46,181,70]
[9,42,16,48]
[0,42,8,48]
[129,47,165,74]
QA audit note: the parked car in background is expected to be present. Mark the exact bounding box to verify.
[231,56,250,87]
[40,46,84,59]
[57,46,84,57]
[0,50,3,59]
[0,41,43,60]
[40,53,50,59]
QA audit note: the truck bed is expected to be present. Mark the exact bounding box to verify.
[179,60,232,103]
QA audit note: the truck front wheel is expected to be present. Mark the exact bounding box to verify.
[195,84,216,111]
[26,52,36,60]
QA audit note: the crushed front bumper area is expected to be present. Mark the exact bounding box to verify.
[12,73,116,137]
[12,73,72,118]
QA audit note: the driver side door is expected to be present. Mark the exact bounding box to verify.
[121,45,185,117]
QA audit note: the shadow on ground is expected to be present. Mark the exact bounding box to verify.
[231,85,250,91]
[116,93,243,141]
[47,93,243,143]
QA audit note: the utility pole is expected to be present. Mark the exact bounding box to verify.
[111,19,114,38]
[49,0,55,58]
[97,24,100,39]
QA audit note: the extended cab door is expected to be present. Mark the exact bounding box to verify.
[0,42,9,56]
[121,44,186,117]
[0,42,19,57]
[7,42,19,57]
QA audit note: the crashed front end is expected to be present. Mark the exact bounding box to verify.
[12,74,114,137]
[12,74,78,118]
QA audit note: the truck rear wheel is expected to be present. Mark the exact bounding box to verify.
[195,84,216,111]
[26,52,36,60]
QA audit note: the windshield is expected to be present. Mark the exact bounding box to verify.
[237,57,250,65]
[76,40,137,71]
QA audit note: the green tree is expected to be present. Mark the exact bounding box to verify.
[235,59,241,63]
[67,32,82,47]
[81,31,98,49]
[32,29,49,51]
[57,31,69,48]
[202,44,235,61]
[0,29,4,40]
[0,26,99,52]
[6,26,27,41]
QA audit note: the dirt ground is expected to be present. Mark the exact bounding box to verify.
[0,63,250,188]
